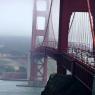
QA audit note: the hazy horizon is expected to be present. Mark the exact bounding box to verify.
[0,0,34,37]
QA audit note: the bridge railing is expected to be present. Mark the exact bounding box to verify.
[68,42,95,68]
[36,41,58,49]
[43,41,58,48]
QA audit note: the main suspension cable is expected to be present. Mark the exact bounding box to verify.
[87,0,94,48]
[68,12,76,33]
[42,0,54,46]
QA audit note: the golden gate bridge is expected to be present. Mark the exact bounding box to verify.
[27,0,95,94]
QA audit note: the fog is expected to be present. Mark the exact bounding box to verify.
[0,0,59,38]
[0,0,34,37]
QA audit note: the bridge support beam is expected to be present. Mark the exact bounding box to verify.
[92,76,95,95]
[58,0,71,52]
[57,61,66,75]
[90,0,95,56]
[30,0,50,87]
[57,0,95,94]
[90,1,95,94]
[57,0,72,74]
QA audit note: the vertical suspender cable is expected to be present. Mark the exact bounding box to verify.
[83,13,86,50]
[68,12,76,48]
[83,13,87,50]
[77,13,80,48]
[82,13,84,50]
[79,13,81,48]
[86,13,89,50]
[51,12,57,47]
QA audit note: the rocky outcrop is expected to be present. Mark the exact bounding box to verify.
[41,74,91,95]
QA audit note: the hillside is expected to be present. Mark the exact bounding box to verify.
[0,36,30,78]
[0,36,31,56]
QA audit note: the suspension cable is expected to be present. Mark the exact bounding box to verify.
[42,0,54,46]
[87,0,94,47]
[68,12,76,33]
[68,12,76,49]
[51,11,57,45]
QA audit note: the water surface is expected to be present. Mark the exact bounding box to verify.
[0,80,43,95]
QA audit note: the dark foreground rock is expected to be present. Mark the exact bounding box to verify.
[41,74,91,95]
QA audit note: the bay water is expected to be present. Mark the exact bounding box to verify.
[0,80,43,95]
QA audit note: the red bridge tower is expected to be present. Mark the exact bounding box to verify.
[30,0,50,86]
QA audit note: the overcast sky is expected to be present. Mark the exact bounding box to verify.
[0,0,34,37]
[0,0,92,47]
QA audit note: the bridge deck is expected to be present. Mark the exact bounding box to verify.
[32,46,95,91]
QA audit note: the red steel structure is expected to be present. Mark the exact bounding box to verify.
[30,0,50,86]
[31,0,95,94]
